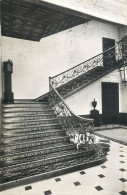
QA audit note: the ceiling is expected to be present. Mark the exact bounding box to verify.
[1,0,90,41]
[43,0,127,26]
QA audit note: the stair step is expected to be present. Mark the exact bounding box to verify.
[14,99,35,103]
[14,100,49,104]
[0,136,69,152]
[2,134,67,145]
[3,110,54,115]
[2,122,62,130]
[3,103,50,108]
[3,112,55,117]
[3,107,53,112]
[2,130,66,142]
[2,118,59,125]
[2,128,64,135]
[2,124,62,134]
[2,114,56,121]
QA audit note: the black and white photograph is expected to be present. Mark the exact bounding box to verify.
[0,0,127,194]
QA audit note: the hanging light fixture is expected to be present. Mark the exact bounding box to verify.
[119,65,127,86]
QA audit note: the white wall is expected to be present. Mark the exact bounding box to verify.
[118,25,127,40]
[65,69,127,115]
[1,20,120,99]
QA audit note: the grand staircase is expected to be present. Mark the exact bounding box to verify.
[0,100,105,191]
[0,36,126,191]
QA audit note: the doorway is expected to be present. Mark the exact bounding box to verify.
[102,82,119,124]
[103,38,116,67]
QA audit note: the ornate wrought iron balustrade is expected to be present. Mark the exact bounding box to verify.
[48,38,125,147]
[50,40,123,88]
[49,82,94,148]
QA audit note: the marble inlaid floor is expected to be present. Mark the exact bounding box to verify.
[95,128,127,145]
[1,135,127,195]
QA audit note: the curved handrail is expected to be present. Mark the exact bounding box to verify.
[49,80,94,148]
[50,81,93,123]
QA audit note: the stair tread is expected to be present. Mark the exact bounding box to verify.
[2,118,59,124]
[2,132,65,142]
[3,113,56,118]
[2,126,63,134]
[2,123,62,129]
[3,103,50,106]
[13,100,49,104]
[2,129,64,136]
[1,135,69,147]
[3,108,54,112]
[3,102,49,105]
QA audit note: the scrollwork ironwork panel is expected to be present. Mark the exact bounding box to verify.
[49,82,94,147]
[50,40,123,88]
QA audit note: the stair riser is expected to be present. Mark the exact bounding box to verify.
[1,150,95,183]
[2,131,66,143]
[2,119,60,127]
[1,137,69,152]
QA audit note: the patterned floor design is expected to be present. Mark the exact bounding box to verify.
[1,134,127,195]
[95,128,127,145]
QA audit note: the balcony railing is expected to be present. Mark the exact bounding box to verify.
[50,40,123,89]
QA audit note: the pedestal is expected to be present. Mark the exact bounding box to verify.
[90,109,99,127]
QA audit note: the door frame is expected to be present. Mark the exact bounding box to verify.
[101,82,119,124]
[102,37,116,68]
[102,37,116,52]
